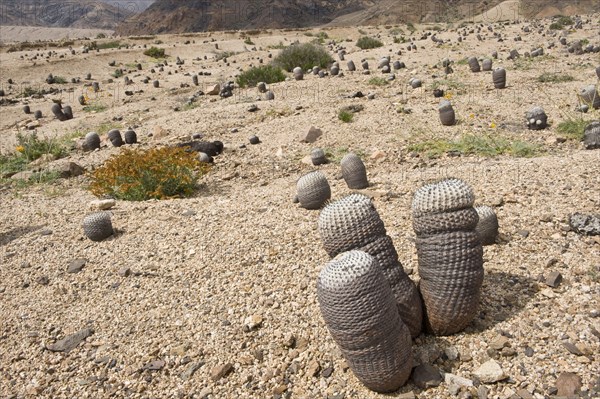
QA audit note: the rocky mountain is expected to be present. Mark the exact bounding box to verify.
[116,0,600,35]
[0,0,138,29]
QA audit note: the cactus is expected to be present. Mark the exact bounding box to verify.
[92,82,100,92]
[63,105,73,120]
[596,66,600,79]
[153,80,160,88]
[438,100,456,126]
[468,57,481,72]
[78,95,86,105]
[492,68,506,89]
[257,82,267,93]
[482,59,493,71]
[311,148,327,165]
[85,132,101,151]
[341,153,368,189]
[578,85,600,110]
[293,67,304,81]
[409,78,422,89]
[330,64,340,76]
[265,90,275,101]
[361,60,369,70]
[317,250,412,392]
[583,121,600,149]
[296,171,331,210]
[83,212,114,241]
[23,105,31,114]
[51,103,67,121]
[318,194,423,337]
[412,178,484,335]
[124,130,137,144]
[474,205,499,245]
[347,60,356,71]
[34,110,42,119]
[107,129,124,147]
[526,106,548,130]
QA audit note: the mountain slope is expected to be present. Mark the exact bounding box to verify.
[0,0,136,29]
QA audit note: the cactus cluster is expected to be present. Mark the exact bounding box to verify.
[296,171,331,210]
[82,212,114,241]
[317,251,412,392]
[474,205,499,245]
[412,178,484,335]
[526,106,548,130]
[439,100,456,126]
[341,153,368,189]
[318,194,423,337]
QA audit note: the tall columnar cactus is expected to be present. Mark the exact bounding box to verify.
[438,100,456,126]
[468,57,481,72]
[318,194,423,337]
[296,171,331,210]
[579,85,600,110]
[474,205,499,245]
[492,68,506,89]
[412,178,484,335]
[526,106,548,130]
[83,212,114,241]
[317,250,412,392]
[341,153,368,189]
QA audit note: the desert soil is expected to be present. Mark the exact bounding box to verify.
[0,26,114,44]
[0,13,599,399]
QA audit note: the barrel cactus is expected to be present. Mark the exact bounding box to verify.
[51,103,67,121]
[153,80,160,88]
[468,57,481,72]
[317,251,412,392]
[578,85,600,110]
[492,68,506,89]
[78,95,86,105]
[296,171,331,210]
[83,212,114,241]
[293,67,304,81]
[347,60,356,71]
[341,153,368,189]
[526,106,548,130]
[409,78,422,89]
[257,82,267,93]
[84,132,101,151]
[412,178,484,335]
[439,100,456,126]
[124,129,137,144]
[311,148,327,165]
[23,105,30,114]
[318,194,423,337]
[596,66,600,79]
[63,105,73,120]
[330,64,340,76]
[583,121,600,149]
[107,129,124,147]
[361,60,369,70]
[482,59,492,71]
[34,110,42,119]
[92,82,100,92]
[474,205,499,245]
[265,90,275,101]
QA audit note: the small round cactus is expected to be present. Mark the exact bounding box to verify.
[311,148,327,166]
[578,85,600,110]
[468,57,481,72]
[23,105,31,114]
[409,78,422,88]
[482,59,492,71]
[192,75,199,86]
[34,110,42,119]
[296,171,331,210]
[492,68,506,89]
[293,67,304,81]
[330,64,339,76]
[63,105,73,120]
[78,95,86,105]
[86,73,92,80]
[361,60,369,70]
[83,212,114,241]
[474,205,499,245]
[257,82,267,93]
[317,250,412,392]
[92,82,100,92]
[153,80,160,88]
[341,153,368,189]
[596,66,600,79]
[347,60,356,71]
[124,129,137,144]
[526,106,548,130]
[51,103,67,121]
[248,135,260,145]
[107,129,124,147]
[438,100,456,126]
[84,132,101,151]
[265,90,275,101]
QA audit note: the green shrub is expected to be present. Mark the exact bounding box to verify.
[549,16,574,30]
[338,110,354,123]
[244,37,254,45]
[112,69,124,78]
[236,65,286,88]
[15,132,66,162]
[356,36,383,49]
[556,119,590,140]
[52,76,67,84]
[537,72,574,83]
[144,46,166,58]
[408,134,541,158]
[215,51,238,61]
[272,42,334,72]
[368,77,388,86]
[89,147,207,201]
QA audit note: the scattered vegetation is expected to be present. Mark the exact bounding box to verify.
[83,103,107,113]
[214,51,238,61]
[338,110,354,123]
[267,42,287,50]
[406,22,416,33]
[236,65,286,88]
[143,46,166,58]
[323,147,366,163]
[97,122,123,135]
[112,69,124,78]
[244,37,254,45]
[89,147,208,201]
[556,119,590,140]
[356,36,383,50]
[96,33,107,39]
[52,76,68,84]
[537,72,574,83]
[89,40,121,50]
[408,134,542,158]
[272,42,334,72]
[549,16,574,30]
[368,77,389,86]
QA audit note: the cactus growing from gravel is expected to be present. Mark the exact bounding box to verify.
[124,130,137,144]
[341,153,368,189]
[83,212,114,241]
[317,250,412,392]
[92,82,100,92]
[257,82,267,93]
[23,105,30,114]
[296,171,331,210]
[492,68,506,89]
[482,59,492,71]
[578,85,600,110]
[596,66,600,79]
[412,178,484,335]
[311,148,327,165]
[153,80,160,88]
[78,95,86,105]
[526,106,548,130]
[347,60,356,71]
[474,205,499,245]
[438,100,456,126]
[107,129,124,147]
[468,57,481,72]
[318,194,423,337]
[63,105,73,120]
[51,103,67,121]
[293,67,304,81]
[34,110,42,119]
[85,132,101,151]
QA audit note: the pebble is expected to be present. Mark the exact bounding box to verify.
[473,359,506,383]
[299,126,323,143]
[555,372,582,397]
[118,267,131,277]
[243,314,263,331]
[489,335,509,350]
[210,363,233,381]
[88,199,116,210]
[306,360,320,377]
[67,258,87,274]
[321,364,334,378]
[544,271,562,287]
[46,327,93,352]
[180,361,204,380]
[411,364,442,388]
[561,341,583,356]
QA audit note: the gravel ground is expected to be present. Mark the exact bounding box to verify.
[1,14,599,399]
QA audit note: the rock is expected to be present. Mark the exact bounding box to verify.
[53,162,85,178]
[11,171,33,180]
[524,347,534,357]
[489,335,509,350]
[545,271,562,287]
[244,314,263,330]
[473,359,506,383]
[321,364,334,378]
[411,364,442,388]
[207,84,220,95]
[89,199,116,211]
[444,373,473,395]
[152,126,169,140]
[248,135,260,145]
[118,267,131,277]
[517,229,530,238]
[30,153,56,167]
[46,327,93,352]
[143,359,165,370]
[197,387,212,399]
[555,372,582,397]
[445,346,459,361]
[180,362,204,380]
[26,120,41,129]
[477,385,489,399]
[67,258,87,274]
[569,213,600,235]
[247,104,258,112]
[370,150,386,161]
[306,360,320,377]
[299,126,323,143]
[36,276,49,285]
[562,341,583,356]
[210,363,233,381]
[397,392,416,399]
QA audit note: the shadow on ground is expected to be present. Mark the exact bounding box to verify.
[0,225,45,246]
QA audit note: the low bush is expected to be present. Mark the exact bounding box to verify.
[143,46,166,58]
[236,65,286,88]
[356,36,383,49]
[272,42,334,72]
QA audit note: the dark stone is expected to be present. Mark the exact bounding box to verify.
[562,341,583,356]
[411,364,442,388]
[46,328,93,352]
[67,258,87,274]
[321,365,334,378]
[569,213,600,235]
[545,271,562,288]
[583,121,600,149]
